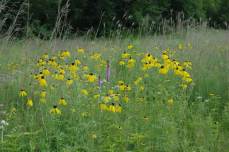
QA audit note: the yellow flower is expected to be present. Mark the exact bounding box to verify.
[75,59,81,65]
[127,58,136,68]
[42,53,49,59]
[178,43,183,50]
[118,81,125,91]
[59,68,65,74]
[140,86,144,91]
[167,98,174,106]
[69,63,78,72]
[19,89,27,97]
[42,68,50,76]
[113,94,120,102]
[66,78,73,86]
[37,58,46,66]
[90,53,101,60]
[103,95,111,103]
[187,43,193,49]
[108,103,122,113]
[40,90,46,98]
[39,76,47,87]
[100,103,108,111]
[180,83,188,89]
[50,105,61,115]
[85,73,97,83]
[161,52,169,60]
[77,48,85,54]
[58,97,67,106]
[123,95,129,102]
[119,60,125,65]
[93,94,100,99]
[26,98,33,107]
[108,104,116,112]
[159,65,169,75]
[183,61,192,70]
[115,104,122,113]
[91,133,97,139]
[59,50,70,60]
[121,52,130,59]
[81,89,88,96]
[127,44,134,50]
[183,77,192,84]
[134,77,142,85]
[125,85,131,91]
[107,90,114,95]
[82,65,89,71]
[60,50,71,59]
[54,72,65,80]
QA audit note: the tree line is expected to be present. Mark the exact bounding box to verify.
[1,0,229,38]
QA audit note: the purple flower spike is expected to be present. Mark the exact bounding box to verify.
[106,60,110,82]
[98,75,103,88]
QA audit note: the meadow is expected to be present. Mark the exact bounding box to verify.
[0,29,229,152]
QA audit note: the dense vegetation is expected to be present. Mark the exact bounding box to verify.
[0,29,229,151]
[0,0,229,37]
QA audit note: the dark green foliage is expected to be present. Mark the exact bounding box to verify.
[0,0,228,37]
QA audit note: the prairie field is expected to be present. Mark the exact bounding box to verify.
[0,29,229,152]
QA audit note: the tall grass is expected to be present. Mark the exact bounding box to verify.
[0,28,228,151]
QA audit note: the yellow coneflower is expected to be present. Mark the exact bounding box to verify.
[90,53,101,60]
[121,51,131,59]
[125,85,131,91]
[42,68,50,76]
[41,53,48,59]
[75,59,81,65]
[113,94,120,102]
[66,78,73,86]
[178,43,184,50]
[58,97,67,106]
[103,95,111,103]
[118,81,125,91]
[69,62,78,72]
[123,95,129,102]
[19,89,27,97]
[54,72,65,80]
[82,65,89,71]
[77,48,85,54]
[127,57,136,69]
[85,73,97,83]
[81,89,88,96]
[167,98,174,106]
[115,104,122,112]
[91,133,97,139]
[180,83,188,89]
[127,44,134,50]
[108,104,116,112]
[60,50,71,59]
[159,65,168,75]
[119,60,125,65]
[39,76,47,87]
[40,90,46,98]
[26,98,33,107]
[134,77,143,85]
[50,105,61,115]
[93,94,100,99]
[99,103,108,111]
